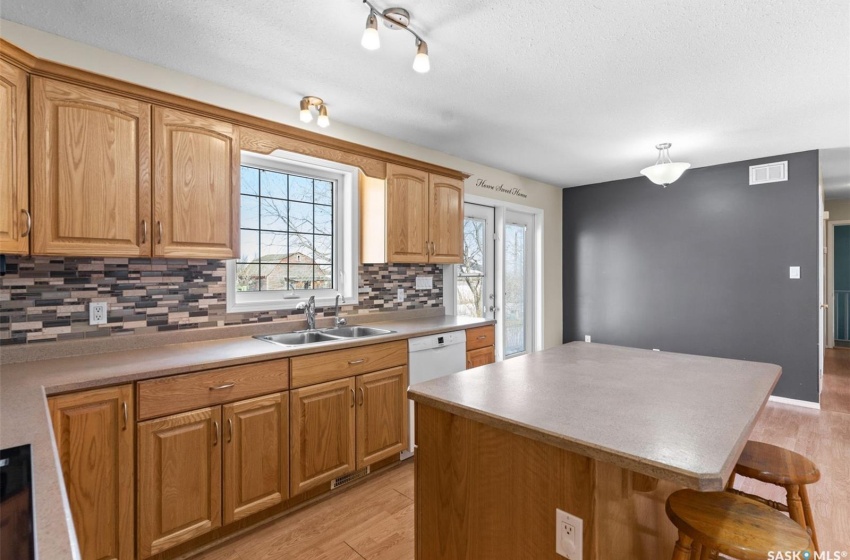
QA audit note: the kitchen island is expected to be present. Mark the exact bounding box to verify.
[407,342,781,559]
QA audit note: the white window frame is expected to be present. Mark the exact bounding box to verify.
[226,150,359,313]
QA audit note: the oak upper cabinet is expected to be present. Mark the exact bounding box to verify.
[361,164,464,264]
[31,77,152,257]
[386,164,430,262]
[428,174,464,263]
[356,366,408,469]
[222,393,289,524]
[153,107,239,259]
[137,407,222,559]
[290,378,356,496]
[0,60,30,254]
[48,385,134,560]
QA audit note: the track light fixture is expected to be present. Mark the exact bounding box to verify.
[299,96,329,128]
[359,0,430,73]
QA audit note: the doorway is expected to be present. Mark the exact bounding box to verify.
[831,223,850,348]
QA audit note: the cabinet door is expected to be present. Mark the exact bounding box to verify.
[290,378,356,496]
[153,107,239,258]
[48,385,134,560]
[467,346,496,369]
[386,164,430,263]
[428,174,464,264]
[138,407,222,558]
[0,60,29,254]
[356,366,408,469]
[31,77,151,257]
[223,393,289,524]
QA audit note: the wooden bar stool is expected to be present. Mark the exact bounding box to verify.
[729,441,821,551]
[666,489,813,560]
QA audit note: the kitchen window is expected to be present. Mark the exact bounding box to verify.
[226,151,359,312]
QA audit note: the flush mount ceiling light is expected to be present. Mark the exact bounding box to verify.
[359,1,431,73]
[299,96,330,128]
[640,143,690,187]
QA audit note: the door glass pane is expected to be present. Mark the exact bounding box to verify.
[504,223,527,356]
[457,218,486,318]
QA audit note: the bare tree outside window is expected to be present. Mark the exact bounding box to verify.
[236,166,334,292]
[457,218,485,317]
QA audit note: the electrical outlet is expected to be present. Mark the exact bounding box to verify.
[415,276,433,290]
[556,509,583,559]
[584,335,591,343]
[89,302,108,326]
[397,288,404,302]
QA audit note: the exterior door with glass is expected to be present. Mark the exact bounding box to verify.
[456,204,496,321]
[503,211,533,358]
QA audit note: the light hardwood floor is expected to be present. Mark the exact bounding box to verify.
[191,355,850,559]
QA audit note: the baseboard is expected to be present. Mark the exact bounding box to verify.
[768,395,821,410]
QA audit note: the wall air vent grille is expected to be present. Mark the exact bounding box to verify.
[330,466,370,490]
[749,161,788,185]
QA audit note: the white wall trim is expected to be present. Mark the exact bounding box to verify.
[768,395,821,410]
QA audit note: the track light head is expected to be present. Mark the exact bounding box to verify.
[361,13,380,50]
[317,105,330,128]
[413,40,430,73]
[299,98,313,123]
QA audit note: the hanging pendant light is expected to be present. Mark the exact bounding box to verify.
[640,143,690,187]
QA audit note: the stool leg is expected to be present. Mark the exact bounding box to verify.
[800,484,820,552]
[785,484,808,532]
[672,532,694,560]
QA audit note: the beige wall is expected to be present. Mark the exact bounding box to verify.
[1,20,564,348]
[826,199,850,221]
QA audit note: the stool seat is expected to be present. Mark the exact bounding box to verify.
[666,490,812,560]
[735,441,820,486]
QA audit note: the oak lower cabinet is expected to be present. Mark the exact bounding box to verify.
[466,324,496,368]
[290,367,408,496]
[137,392,290,558]
[0,59,30,255]
[466,345,496,368]
[48,385,134,560]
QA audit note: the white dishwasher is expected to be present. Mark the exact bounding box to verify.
[404,330,467,458]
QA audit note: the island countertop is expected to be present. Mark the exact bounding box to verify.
[407,341,781,490]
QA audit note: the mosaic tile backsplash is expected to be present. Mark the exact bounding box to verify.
[0,257,443,345]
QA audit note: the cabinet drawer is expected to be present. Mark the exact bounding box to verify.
[290,340,407,388]
[466,325,495,351]
[137,359,289,420]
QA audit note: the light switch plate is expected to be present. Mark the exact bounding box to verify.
[789,266,801,279]
[415,276,433,290]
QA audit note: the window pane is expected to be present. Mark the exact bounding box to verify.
[261,263,289,291]
[315,205,333,235]
[260,169,287,199]
[239,229,259,263]
[260,198,288,231]
[289,175,313,202]
[260,231,288,263]
[315,180,333,205]
[457,217,486,318]
[288,262,314,289]
[241,167,259,195]
[314,265,332,289]
[504,223,527,356]
[241,195,259,230]
[289,202,314,233]
[235,263,260,292]
[313,235,333,264]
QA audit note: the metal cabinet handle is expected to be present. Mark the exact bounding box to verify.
[350,388,355,408]
[358,387,364,406]
[21,210,32,237]
[227,418,233,443]
[430,241,435,254]
[477,335,487,340]
[122,402,128,430]
[209,383,235,391]
[141,220,147,244]
[157,221,163,244]
[213,421,219,446]
[425,241,430,256]
[348,359,365,365]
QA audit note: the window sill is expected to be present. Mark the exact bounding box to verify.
[225,293,359,314]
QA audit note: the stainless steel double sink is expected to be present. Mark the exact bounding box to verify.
[254,326,395,347]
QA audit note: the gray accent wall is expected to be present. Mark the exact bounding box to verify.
[562,151,820,402]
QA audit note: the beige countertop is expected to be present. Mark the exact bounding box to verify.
[0,314,493,560]
[408,341,780,491]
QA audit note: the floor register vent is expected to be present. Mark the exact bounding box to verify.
[331,466,371,490]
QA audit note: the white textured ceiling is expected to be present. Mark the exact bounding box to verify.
[2,0,849,187]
